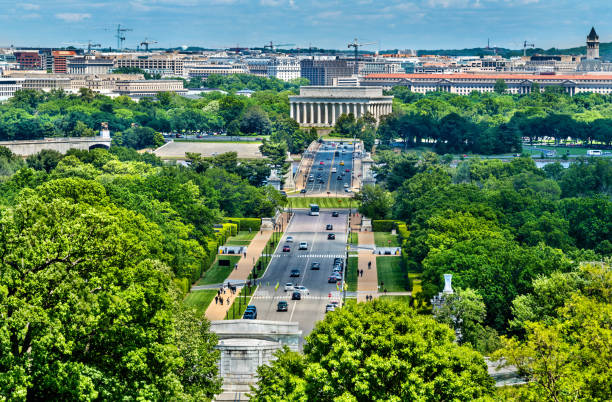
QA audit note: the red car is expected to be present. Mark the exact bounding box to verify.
[345,168,350,172]
[282,245,291,252]
[320,161,324,165]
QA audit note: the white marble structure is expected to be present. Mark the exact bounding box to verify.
[289,86,393,127]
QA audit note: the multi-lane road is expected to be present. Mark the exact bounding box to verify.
[301,141,355,196]
[252,209,349,346]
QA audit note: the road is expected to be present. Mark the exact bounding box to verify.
[300,141,355,197]
[252,209,349,347]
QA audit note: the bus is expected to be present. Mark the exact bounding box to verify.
[309,204,320,216]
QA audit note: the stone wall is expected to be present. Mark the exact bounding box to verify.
[0,136,111,156]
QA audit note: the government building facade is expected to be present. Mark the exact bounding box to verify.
[289,86,393,127]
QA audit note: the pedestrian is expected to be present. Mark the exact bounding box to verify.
[361,269,364,277]
[249,227,252,234]
[384,288,388,295]
[227,297,230,305]
[215,296,218,304]
[368,261,371,269]
[234,263,238,271]
[244,251,247,258]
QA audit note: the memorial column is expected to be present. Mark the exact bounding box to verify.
[309,102,314,125]
[331,102,336,125]
[295,102,301,124]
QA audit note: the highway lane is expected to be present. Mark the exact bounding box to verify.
[251,209,349,346]
[303,141,354,196]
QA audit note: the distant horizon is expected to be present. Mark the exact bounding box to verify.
[0,0,608,51]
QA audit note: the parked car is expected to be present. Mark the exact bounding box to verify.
[292,291,301,300]
[300,189,306,194]
[282,245,291,252]
[332,211,339,217]
[326,224,333,230]
[243,311,256,319]
[328,276,338,283]
[325,304,335,313]
[327,233,336,240]
[311,262,320,270]
[290,269,300,277]
[277,301,288,312]
[299,242,308,250]
[284,282,294,292]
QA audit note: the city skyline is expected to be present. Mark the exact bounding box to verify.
[0,0,609,51]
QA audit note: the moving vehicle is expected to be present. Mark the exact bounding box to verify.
[332,211,339,217]
[339,161,345,166]
[326,224,333,230]
[319,161,324,165]
[282,245,291,252]
[300,189,307,194]
[284,282,294,292]
[587,150,602,156]
[243,305,257,319]
[335,151,340,156]
[290,269,300,277]
[292,291,301,300]
[286,236,294,243]
[294,285,309,294]
[345,168,351,172]
[309,204,319,216]
[328,275,339,283]
[311,262,320,270]
[299,241,308,250]
[337,176,343,180]
[277,301,288,312]
[344,183,349,188]
[308,177,314,182]
[327,233,336,240]
[325,304,335,313]
[331,168,337,173]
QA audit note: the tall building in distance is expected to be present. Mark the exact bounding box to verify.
[52,50,77,73]
[587,27,599,60]
[300,57,352,86]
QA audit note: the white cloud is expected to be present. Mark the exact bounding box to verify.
[19,3,40,10]
[55,13,92,22]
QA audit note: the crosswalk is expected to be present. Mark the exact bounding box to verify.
[271,253,346,259]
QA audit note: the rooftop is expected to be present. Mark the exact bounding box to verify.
[364,73,612,81]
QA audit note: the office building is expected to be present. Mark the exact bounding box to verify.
[14,52,42,70]
[113,79,186,98]
[300,58,353,86]
[52,50,77,73]
[0,78,24,101]
[362,73,612,96]
[68,56,115,75]
[113,54,184,76]
[267,57,301,81]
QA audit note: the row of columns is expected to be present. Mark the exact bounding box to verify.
[290,101,392,126]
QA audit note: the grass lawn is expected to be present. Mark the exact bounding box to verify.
[374,232,400,247]
[225,286,256,320]
[380,295,412,306]
[184,290,217,316]
[376,257,408,292]
[225,230,257,246]
[196,255,241,285]
[288,197,356,209]
[349,232,359,245]
[346,257,359,291]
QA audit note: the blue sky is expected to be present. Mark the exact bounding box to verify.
[0,0,609,50]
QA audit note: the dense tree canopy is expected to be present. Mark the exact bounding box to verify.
[252,301,494,401]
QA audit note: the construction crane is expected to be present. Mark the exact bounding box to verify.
[114,24,133,50]
[140,38,158,52]
[523,40,535,57]
[347,38,376,75]
[263,41,295,52]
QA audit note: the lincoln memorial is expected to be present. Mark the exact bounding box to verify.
[289,86,393,127]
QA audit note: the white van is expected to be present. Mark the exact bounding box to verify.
[331,168,337,173]
[587,150,602,156]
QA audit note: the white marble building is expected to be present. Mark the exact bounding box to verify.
[289,86,393,127]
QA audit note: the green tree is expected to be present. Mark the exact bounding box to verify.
[251,301,494,401]
[26,149,64,173]
[356,184,394,219]
[494,79,508,94]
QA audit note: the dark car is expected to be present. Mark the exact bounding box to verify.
[337,176,342,180]
[326,224,333,230]
[290,269,300,277]
[277,301,288,312]
[332,211,339,217]
[311,262,320,270]
[282,245,291,252]
[328,276,338,283]
[327,233,336,240]
[292,291,301,300]
[300,189,306,194]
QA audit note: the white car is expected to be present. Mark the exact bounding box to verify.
[284,283,294,292]
[294,285,309,295]
[299,242,308,250]
[286,236,294,243]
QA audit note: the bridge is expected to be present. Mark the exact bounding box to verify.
[0,136,111,156]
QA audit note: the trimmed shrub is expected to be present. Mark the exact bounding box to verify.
[397,223,410,243]
[174,277,190,296]
[372,220,401,232]
[226,217,261,232]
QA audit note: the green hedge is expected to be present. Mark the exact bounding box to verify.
[372,220,402,232]
[397,223,410,243]
[226,218,261,232]
[174,277,190,296]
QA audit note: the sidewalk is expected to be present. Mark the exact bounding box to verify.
[204,213,290,320]
[357,231,378,302]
